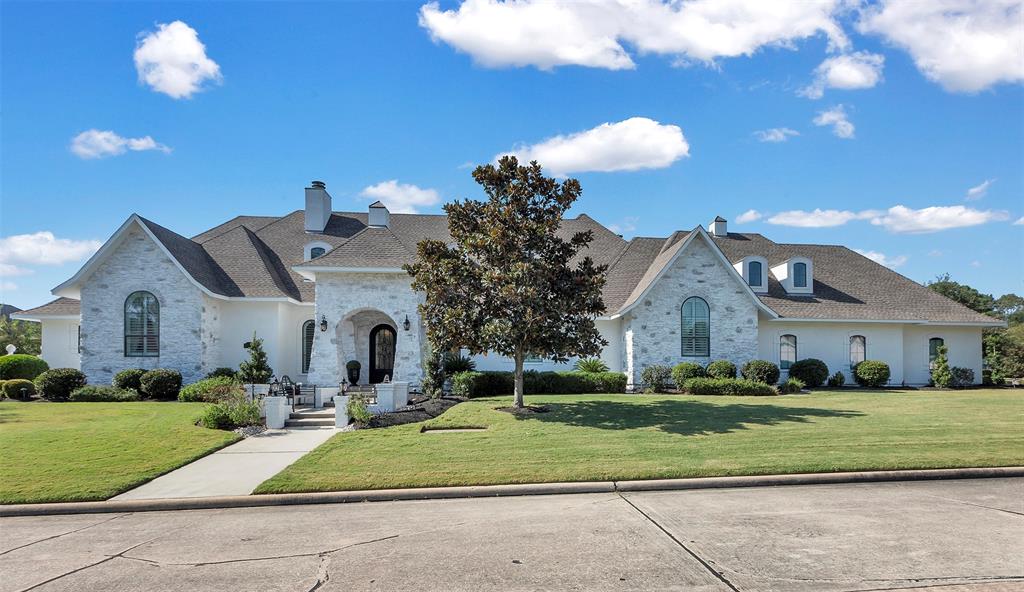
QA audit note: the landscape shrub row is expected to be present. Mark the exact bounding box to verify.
[682,377,777,396]
[69,385,141,402]
[638,358,898,395]
[451,370,627,398]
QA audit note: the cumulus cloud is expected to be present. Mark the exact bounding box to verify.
[70,129,171,159]
[799,51,885,99]
[607,216,639,235]
[1014,216,1024,226]
[500,117,689,176]
[858,0,1023,93]
[812,104,855,139]
[419,0,848,70]
[736,209,763,223]
[360,180,441,214]
[870,205,1010,233]
[134,20,222,99]
[965,179,994,201]
[853,248,908,269]
[0,281,16,292]
[753,128,799,143]
[766,208,878,228]
[0,232,102,277]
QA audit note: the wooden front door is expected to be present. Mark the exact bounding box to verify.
[369,324,396,383]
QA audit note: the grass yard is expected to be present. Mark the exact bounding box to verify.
[256,389,1024,494]
[0,401,239,504]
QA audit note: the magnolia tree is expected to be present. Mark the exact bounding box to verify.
[406,157,608,408]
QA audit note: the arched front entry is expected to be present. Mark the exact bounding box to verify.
[369,323,396,383]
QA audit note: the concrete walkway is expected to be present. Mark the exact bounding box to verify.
[111,427,337,500]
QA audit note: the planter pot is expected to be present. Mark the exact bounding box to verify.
[264,396,288,429]
[346,367,360,385]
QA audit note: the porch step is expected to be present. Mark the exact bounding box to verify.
[289,410,334,420]
[285,417,336,427]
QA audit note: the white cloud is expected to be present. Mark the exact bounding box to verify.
[965,179,994,201]
[812,104,855,139]
[766,208,878,228]
[0,232,102,278]
[500,117,689,176]
[854,248,908,269]
[134,20,222,99]
[799,51,885,99]
[928,249,944,257]
[753,128,799,143]
[736,209,763,223]
[858,0,1023,93]
[870,205,1010,234]
[0,281,16,293]
[360,180,441,214]
[419,0,848,70]
[1014,216,1024,226]
[607,216,639,235]
[70,129,171,159]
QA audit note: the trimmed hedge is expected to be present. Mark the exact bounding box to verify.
[179,376,244,402]
[0,354,49,380]
[705,360,737,379]
[450,370,627,398]
[2,378,36,399]
[69,385,141,402]
[34,368,87,400]
[853,360,890,388]
[683,377,777,396]
[640,365,672,393]
[140,369,182,400]
[740,360,780,385]
[113,368,147,392]
[788,358,829,388]
[671,362,705,386]
[950,367,975,388]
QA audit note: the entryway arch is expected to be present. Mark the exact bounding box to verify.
[369,323,396,383]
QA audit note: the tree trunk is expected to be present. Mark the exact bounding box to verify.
[513,350,525,408]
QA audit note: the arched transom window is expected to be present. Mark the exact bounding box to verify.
[780,334,797,370]
[850,335,866,368]
[301,320,315,374]
[681,297,710,357]
[309,247,326,259]
[124,291,159,357]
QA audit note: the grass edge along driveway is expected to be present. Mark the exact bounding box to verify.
[0,401,239,504]
[256,389,1023,494]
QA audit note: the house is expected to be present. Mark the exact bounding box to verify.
[15,181,1001,387]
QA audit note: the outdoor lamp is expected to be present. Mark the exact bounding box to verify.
[403,315,411,331]
[320,315,328,332]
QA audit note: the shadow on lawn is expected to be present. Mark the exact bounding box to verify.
[513,398,864,437]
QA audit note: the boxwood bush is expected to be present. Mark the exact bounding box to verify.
[140,368,182,400]
[450,370,627,398]
[179,376,243,402]
[671,362,705,387]
[787,358,829,387]
[69,385,141,402]
[0,354,49,380]
[740,360,780,385]
[682,377,777,396]
[2,378,36,400]
[853,360,890,388]
[640,365,672,393]
[705,359,737,379]
[34,368,87,400]
[113,368,147,392]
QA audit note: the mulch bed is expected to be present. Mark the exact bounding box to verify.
[360,395,466,429]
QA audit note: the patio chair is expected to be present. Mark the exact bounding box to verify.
[294,384,317,408]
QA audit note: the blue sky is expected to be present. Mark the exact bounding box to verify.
[2,0,1022,310]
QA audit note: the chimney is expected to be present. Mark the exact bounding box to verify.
[710,216,728,237]
[368,200,390,227]
[304,180,331,233]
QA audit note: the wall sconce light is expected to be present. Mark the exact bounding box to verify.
[403,315,411,331]
[319,315,328,332]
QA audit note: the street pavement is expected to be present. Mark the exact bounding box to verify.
[1,478,1021,591]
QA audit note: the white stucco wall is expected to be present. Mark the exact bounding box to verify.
[211,300,313,381]
[37,319,81,370]
[903,325,983,385]
[468,319,621,373]
[758,321,906,385]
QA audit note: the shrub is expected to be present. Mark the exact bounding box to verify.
[672,362,705,386]
[740,360,780,385]
[238,334,273,384]
[199,393,261,430]
[575,358,609,373]
[421,353,444,399]
[854,360,890,388]
[34,368,86,400]
[0,379,5,398]
[179,376,243,402]
[788,358,829,388]
[827,371,846,387]
[205,367,238,380]
[442,353,476,374]
[930,345,953,388]
[778,377,806,395]
[112,368,147,391]
[578,371,627,393]
[69,385,140,402]
[640,365,672,393]
[451,371,514,398]
[950,367,975,388]
[139,369,182,400]
[0,354,49,380]
[683,377,777,396]
[2,379,36,400]
[449,370,627,397]
[347,394,373,424]
[705,360,737,379]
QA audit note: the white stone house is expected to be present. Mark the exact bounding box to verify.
[16,182,1001,387]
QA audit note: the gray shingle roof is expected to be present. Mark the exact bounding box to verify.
[12,297,80,318]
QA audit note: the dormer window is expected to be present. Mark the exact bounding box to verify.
[310,247,325,259]
[734,256,768,293]
[771,257,813,294]
[304,241,332,261]
[748,261,763,287]
[793,262,807,288]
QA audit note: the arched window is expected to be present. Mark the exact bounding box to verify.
[850,335,866,368]
[309,247,326,259]
[301,320,315,374]
[929,337,944,370]
[681,297,710,357]
[793,262,808,288]
[780,334,797,370]
[748,261,763,287]
[124,291,159,357]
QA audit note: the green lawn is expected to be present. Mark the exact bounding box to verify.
[256,389,1024,494]
[0,401,239,504]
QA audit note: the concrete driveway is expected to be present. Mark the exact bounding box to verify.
[1,478,1021,592]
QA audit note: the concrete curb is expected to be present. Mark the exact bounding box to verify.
[3,466,1022,517]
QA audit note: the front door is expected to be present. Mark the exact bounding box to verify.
[369,324,396,383]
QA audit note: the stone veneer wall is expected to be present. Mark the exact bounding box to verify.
[80,225,212,384]
[623,238,759,385]
[307,272,425,386]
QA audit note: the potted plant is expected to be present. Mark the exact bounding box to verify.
[346,360,361,385]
